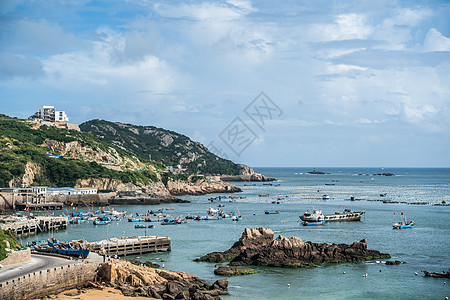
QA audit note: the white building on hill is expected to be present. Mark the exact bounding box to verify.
[36,105,69,122]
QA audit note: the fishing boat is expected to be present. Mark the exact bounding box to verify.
[393,220,415,229]
[161,220,178,225]
[324,209,365,222]
[93,216,111,225]
[150,209,164,214]
[52,243,90,258]
[232,215,242,221]
[31,244,54,253]
[393,213,415,229]
[135,224,154,228]
[265,210,280,214]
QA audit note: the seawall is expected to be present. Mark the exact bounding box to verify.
[0,262,99,300]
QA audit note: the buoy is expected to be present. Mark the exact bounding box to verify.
[379,270,382,272]
[343,271,346,274]
[287,283,290,288]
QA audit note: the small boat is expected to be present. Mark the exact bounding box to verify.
[393,220,414,229]
[244,184,256,186]
[135,224,154,228]
[322,194,330,200]
[259,194,269,197]
[324,183,335,186]
[265,210,279,214]
[93,217,111,225]
[161,220,178,225]
[232,215,242,221]
[150,209,164,214]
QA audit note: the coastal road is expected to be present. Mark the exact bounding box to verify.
[0,253,75,283]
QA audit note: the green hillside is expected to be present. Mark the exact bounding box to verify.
[80,119,242,175]
[0,115,159,188]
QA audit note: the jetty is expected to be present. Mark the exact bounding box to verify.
[87,235,171,256]
[0,215,68,236]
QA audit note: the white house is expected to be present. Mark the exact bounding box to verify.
[36,106,69,122]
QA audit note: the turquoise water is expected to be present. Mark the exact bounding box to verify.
[22,168,450,299]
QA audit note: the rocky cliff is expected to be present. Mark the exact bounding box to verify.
[196,228,390,267]
[47,139,143,170]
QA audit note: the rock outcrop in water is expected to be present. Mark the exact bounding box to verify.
[97,260,228,299]
[196,228,390,267]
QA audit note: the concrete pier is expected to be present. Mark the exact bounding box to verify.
[87,235,171,256]
[1,216,68,236]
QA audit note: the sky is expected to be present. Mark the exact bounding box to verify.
[1,0,449,168]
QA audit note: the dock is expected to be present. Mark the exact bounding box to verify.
[87,235,171,256]
[0,216,68,236]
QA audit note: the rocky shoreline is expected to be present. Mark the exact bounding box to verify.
[95,260,228,300]
[196,228,390,268]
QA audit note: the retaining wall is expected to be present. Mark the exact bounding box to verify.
[0,262,100,300]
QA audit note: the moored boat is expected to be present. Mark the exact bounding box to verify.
[93,216,111,225]
[322,194,330,200]
[265,210,280,214]
[135,224,154,228]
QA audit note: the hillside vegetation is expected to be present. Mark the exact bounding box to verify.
[80,119,242,175]
[0,115,160,188]
[0,227,22,260]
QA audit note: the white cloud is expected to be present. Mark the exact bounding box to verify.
[311,14,372,42]
[422,28,450,52]
[154,2,249,21]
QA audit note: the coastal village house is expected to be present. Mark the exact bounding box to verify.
[36,105,69,122]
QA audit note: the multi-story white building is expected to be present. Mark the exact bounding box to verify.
[36,106,69,122]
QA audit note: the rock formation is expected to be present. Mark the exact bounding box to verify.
[97,260,228,299]
[166,179,241,196]
[196,228,390,268]
[221,165,276,182]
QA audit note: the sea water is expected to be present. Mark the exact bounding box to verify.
[22,168,450,299]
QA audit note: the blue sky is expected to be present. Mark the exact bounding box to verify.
[1,0,449,167]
